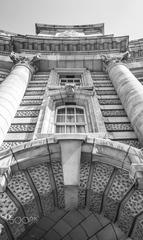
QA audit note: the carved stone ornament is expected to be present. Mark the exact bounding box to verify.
[56,30,84,37]
[101,51,130,70]
[65,84,75,97]
[10,51,41,71]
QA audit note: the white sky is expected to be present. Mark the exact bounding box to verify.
[0,0,142,40]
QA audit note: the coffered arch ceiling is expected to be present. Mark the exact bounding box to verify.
[0,135,143,240]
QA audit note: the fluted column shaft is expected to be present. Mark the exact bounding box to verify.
[0,62,34,145]
[107,62,143,144]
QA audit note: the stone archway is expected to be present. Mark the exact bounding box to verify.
[0,135,143,239]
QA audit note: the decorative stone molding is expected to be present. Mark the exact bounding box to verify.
[0,135,141,191]
[64,83,75,97]
[0,135,143,239]
[130,163,143,189]
[33,89,107,137]
[10,51,40,72]
[47,68,93,88]
[101,51,130,71]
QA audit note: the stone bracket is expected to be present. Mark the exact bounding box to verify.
[101,51,130,71]
[130,163,143,189]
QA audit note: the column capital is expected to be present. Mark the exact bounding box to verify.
[101,51,130,72]
[9,51,41,73]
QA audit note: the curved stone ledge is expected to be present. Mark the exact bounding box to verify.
[0,134,142,191]
[0,135,143,239]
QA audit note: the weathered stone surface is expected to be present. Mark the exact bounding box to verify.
[28,163,54,215]
[8,171,39,219]
[0,192,25,238]
[103,169,134,221]
[87,162,114,213]
[117,189,143,235]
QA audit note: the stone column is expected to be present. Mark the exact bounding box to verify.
[0,52,40,145]
[102,53,143,144]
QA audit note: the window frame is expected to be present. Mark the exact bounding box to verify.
[55,105,88,133]
[60,77,81,86]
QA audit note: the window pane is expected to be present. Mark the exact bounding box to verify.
[68,79,73,83]
[57,115,65,122]
[56,106,87,134]
[67,108,74,114]
[66,114,75,123]
[58,108,65,114]
[74,79,80,83]
[56,126,65,133]
[76,114,84,123]
[76,108,83,114]
[76,125,85,133]
[66,125,75,133]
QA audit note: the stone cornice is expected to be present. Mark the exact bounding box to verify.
[35,23,104,35]
[12,34,129,43]
[9,35,129,53]
[0,33,129,53]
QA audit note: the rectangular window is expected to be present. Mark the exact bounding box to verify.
[55,106,87,133]
[59,74,81,86]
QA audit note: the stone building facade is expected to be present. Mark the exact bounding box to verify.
[0,23,143,240]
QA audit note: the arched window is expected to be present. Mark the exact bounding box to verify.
[55,105,87,133]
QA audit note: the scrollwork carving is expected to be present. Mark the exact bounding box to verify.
[9,51,40,72]
[101,51,130,70]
